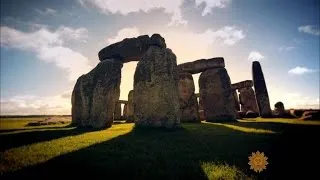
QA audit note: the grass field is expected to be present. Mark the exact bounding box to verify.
[1,117,320,179]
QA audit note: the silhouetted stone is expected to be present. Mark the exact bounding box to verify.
[274,101,285,117]
[114,103,122,120]
[98,34,166,63]
[231,80,253,90]
[198,98,205,120]
[149,34,166,48]
[300,111,320,120]
[177,57,225,74]
[123,104,128,120]
[239,87,259,113]
[133,46,180,128]
[126,90,134,123]
[72,59,122,128]
[252,61,272,117]
[199,68,237,122]
[178,72,199,122]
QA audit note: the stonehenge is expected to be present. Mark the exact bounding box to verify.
[72,33,273,129]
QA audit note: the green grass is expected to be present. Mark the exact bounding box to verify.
[0,117,320,179]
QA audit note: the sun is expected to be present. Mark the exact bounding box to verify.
[248,151,269,173]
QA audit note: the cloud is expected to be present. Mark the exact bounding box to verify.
[298,25,320,36]
[107,27,140,44]
[106,26,245,60]
[195,0,231,16]
[0,92,72,115]
[248,51,264,61]
[78,0,231,25]
[288,66,315,75]
[0,26,92,80]
[35,8,57,15]
[278,46,295,52]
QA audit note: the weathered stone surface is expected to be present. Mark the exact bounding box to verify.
[233,90,240,111]
[123,104,128,120]
[114,103,122,120]
[178,72,199,122]
[133,46,180,128]
[238,87,259,113]
[126,90,134,123]
[252,61,272,117]
[199,68,237,122]
[274,101,285,117]
[177,57,225,74]
[72,59,122,128]
[118,100,128,104]
[198,98,205,120]
[98,34,166,63]
[231,80,253,90]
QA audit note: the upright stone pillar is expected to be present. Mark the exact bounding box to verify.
[199,67,236,122]
[133,46,180,128]
[72,59,122,128]
[114,103,122,120]
[238,87,259,113]
[232,89,240,111]
[252,61,272,117]
[178,72,199,122]
[123,104,128,120]
[126,90,134,123]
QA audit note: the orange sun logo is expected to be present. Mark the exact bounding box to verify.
[248,151,268,173]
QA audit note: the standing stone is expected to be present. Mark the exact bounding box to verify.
[123,104,128,120]
[114,103,122,120]
[178,72,199,122]
[199,68,237,122]
[126,90,134,123]
[198,98,205,120]
[72,59,122,128]
[238,87,259,113]
[274,101,285,117]
[232,90,240,111]
[133,46,180,128]
[252,61,272,117]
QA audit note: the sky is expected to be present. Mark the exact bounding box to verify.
[0,0,319,115]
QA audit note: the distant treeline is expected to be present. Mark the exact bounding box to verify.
[0,115,71,118]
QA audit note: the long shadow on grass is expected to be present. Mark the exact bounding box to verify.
[0,126,94,152]
[3,121,320,179]
[3,123,279,180]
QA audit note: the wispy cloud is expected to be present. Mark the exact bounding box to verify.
[78,0,231,25]
[35,8,57,15]
[248,51,264,61]
[0,92,72,115]
[288,66,316,75]
[0,26,92,80]
[195,0,231,16]
[298,25,320,36]
[278,46,295,52]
